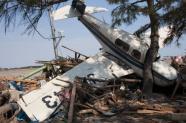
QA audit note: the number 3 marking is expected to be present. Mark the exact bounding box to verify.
[42,95,58,108]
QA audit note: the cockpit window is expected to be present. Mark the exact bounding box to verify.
[131,49,141,60]
[115,39,123,46]
[115,39,129,52]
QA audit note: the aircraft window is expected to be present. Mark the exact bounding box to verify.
[115,39,129,51]
[115,39,123,46]
[131,50,141,60]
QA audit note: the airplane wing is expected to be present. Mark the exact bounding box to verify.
[17,52,134,122]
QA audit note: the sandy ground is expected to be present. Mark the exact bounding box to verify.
[0,67,42,78]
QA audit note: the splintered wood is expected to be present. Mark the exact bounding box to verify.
[0,76,37,84]
[0,76,38,91]
[68,79,77,123]
[73,77,186,123]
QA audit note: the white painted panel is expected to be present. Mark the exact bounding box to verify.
[18,83,62,122]
[53,53,133,87]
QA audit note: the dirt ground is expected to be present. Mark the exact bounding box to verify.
[0,67,42,79]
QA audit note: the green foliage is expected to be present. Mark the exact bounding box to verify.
[106,0,128,4]
[161,1,186,45]
[22,0,40,6]
[107,0,186,45]
[0,0,68,34]
[110,0,146,26]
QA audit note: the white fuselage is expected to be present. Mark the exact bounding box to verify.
[79,14,178,86]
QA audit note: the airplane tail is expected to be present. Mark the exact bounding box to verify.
[52,1,108,21]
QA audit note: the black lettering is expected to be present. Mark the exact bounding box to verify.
[42,95,58,109]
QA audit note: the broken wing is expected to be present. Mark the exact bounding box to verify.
[17,52,134,122]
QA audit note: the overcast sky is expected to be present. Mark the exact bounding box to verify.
[0,0,185,68]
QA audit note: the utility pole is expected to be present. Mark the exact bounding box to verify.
[48,6,58,59]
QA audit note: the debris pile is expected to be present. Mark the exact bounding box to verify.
[66,77,186,123]
[0,54,185,123]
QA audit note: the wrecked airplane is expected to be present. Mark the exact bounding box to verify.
[17,0,178,122]
[52,0,178,86]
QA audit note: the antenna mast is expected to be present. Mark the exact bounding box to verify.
[48,6,58,59]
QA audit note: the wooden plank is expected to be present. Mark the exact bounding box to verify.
[68,79,77,123]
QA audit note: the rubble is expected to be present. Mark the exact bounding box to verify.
[0,46,185,123]
[0,55,185,123]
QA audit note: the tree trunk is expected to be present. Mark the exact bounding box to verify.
[143,0,159,96]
